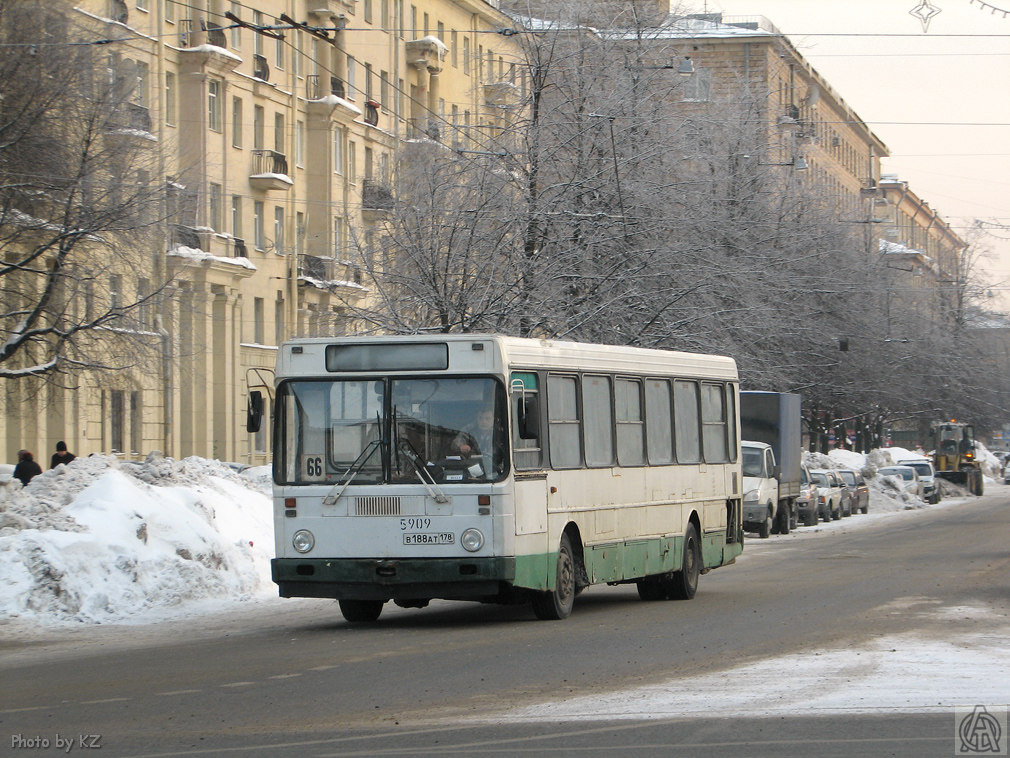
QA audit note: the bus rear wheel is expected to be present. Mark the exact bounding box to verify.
[531,533,576,620]
[338,599,384,623]
[666,523,701,600]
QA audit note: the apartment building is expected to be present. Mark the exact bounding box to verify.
[1,0,522,466]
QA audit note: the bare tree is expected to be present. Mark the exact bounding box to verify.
[0,0,165,385]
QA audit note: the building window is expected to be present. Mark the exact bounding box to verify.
[275,294,285,346]
[134,60,149,107]
[207,79,221,132]
[683,69,712,103]
[111,391,124,453]
[253,10,263,57]
[232,97,242,147]
[253,105,264,149]
[333,216,344,258]
[137,278,150,329]
[274,112,285,154]
[231,196,242,239]
[451,30,457,67]
[254,297,264,344]
[295,120,304,167]
[347,141,356,183]
[346,57,356,100]
[463,36,470,75]
[229,2,240,48]
[275,19,284,68]
[110,274,122,309]
[165,0,174,23]
[364,0,372,24]
[253,201,264,250]
[208,182,222,231]
[130,391,142,455]
[164,71,176,126]
[273,206,284,252]
[333,127,344,174]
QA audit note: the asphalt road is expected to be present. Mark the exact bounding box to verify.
[1,488,1008,758]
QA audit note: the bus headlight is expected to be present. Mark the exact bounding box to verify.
[292,529,315,553]
[460,528,484,552]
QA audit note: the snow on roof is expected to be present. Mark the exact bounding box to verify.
[180,43,243,63]
[168,245,256,270]
[308,94,363,115]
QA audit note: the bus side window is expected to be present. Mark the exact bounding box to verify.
[511,372,542,469]
[547,374,582,469]
[674,380,701,464]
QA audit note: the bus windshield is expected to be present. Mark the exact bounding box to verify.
[275,377,507,485]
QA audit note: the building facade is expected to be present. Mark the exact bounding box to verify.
[1,0,523,466]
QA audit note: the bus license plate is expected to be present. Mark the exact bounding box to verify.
[403,532,454,545]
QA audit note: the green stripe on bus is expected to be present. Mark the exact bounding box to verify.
[513,532,738,590]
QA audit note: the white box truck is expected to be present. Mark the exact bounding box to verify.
[740,392,802,537]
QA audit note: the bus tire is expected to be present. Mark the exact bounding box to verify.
[636,580,666,601]
[531,533,576,620]
[667,523,701,600]
[338,599,384,623]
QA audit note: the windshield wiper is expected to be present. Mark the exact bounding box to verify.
[397,436,449,504]
[322,414,384,505]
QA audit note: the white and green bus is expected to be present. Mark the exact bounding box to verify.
[252,334,744,622]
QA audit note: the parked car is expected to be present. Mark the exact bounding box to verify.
[809,468,843,521]
[897,458,940,504]
[795,464,821,526]
[837,469,870,514]
[877,465,923,499]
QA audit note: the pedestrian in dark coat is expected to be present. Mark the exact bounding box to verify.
[13,450,42,486]
[51,441,76,469]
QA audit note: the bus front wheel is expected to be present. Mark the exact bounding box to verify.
[338,598,384,623]
[531,533,576,620]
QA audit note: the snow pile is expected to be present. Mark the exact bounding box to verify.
[0,454,273,625]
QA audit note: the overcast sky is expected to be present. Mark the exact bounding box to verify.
[705,0,1010,310]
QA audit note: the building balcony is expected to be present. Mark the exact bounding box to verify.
[484,81,520,109]
[298,254,333,282]
[253,54,270,81]
[405,37,446,73]
[249,150,293,191]
[307,74,345,100]
[361,179,394,219]
[105,102,155,142]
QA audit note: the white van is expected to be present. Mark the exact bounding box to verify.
[897,458,940,504]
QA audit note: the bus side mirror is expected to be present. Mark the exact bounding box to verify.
[246,391,264,433]
[518,396,540,440]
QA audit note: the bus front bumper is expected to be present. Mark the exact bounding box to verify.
[271,556,517,602]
